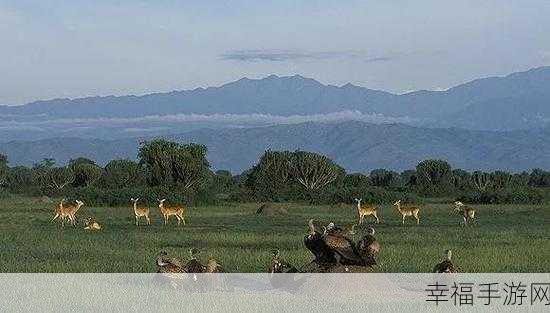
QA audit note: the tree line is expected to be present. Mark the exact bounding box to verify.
[0,139,548,205]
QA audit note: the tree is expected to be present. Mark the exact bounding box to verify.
[401,170,417,187]
[102,159,145,188]
[369,169,401,187]
[471,171,491,192]
[6,166,34,192]
[138,139,210,189]
[32,159,74,191]
[491,170,513,190]
[171,143,210,189]
[246,150,293,201]
[289,150,345,193]
[69,158,102,187]
[528,169,550,187]
[451,169,470,191]
[415,159,452,195]
[138,140,178,185]
[0,154,7,187]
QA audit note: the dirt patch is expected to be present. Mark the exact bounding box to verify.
[255,203,288,216]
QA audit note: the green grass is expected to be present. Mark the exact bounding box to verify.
[0,195,549,272]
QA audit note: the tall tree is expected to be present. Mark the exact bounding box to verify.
[246,150,293,201]
[69,158,102,187]
[369,169,401,187]
[138,139,210,189]
[289,150,345,193]
[471,171,492,192]
[0,154,7,187]
[415,159,452,195]
[102,159,145,188]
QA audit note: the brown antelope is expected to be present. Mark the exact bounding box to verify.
[130,198,151,226]
[354,198,380,224]
[84,217,102,231]
[158,199,186,225]
[393,200,420,225]
[52,199,84,227]
[51,199,68,225]
[454,201,476,226]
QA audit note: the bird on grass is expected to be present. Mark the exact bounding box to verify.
[433,249,458,273]
[156,251,185,273]
[206,257,223,273]
[184,248,206,273]
[304,219,336,266]
[357,227,380,267]
[322,222,364,267]
[269,249,298,274]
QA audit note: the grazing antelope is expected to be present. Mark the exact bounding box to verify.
[454,201,476,226]
[84,217,102,231]
[157,199,186,225]
[52,199,84,227]
[354,198,380,224]
[130,198,151,226]
[393,200,420,225]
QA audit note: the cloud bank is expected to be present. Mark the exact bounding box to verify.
[0,111,418,131]
[221,50,395,63]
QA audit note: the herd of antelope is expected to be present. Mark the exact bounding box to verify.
[51,196,476,230]
[51,198,187,229]
[354,199,476,226]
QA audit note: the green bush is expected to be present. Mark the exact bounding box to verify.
[459,187,544,204]
[324,185,422,205]
[66,186,218,207]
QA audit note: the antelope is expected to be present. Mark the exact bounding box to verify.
[157,199,186,225]
[354,198,380,224]
[84,217,102,231]
[52,199,84,227]
[453,201,476,226]
[51,199,68,226]
[130,198,151,226]
[393,200,420,225]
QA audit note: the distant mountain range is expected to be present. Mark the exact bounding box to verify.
[0,66,549,141]
[2,122,550,173]
[1,67,549,171]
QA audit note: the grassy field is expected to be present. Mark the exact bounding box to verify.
[0,195,549,272]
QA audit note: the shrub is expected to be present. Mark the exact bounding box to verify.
[324,185,422,205]
[458,187,544,204]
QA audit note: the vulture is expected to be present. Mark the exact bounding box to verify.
[433,249,458,273]
[303,219,336,265]
[206,257,223,273]
[322,222,364,266]
[269,249,298,274]
[156,251,185,273]
[357,227,380,266]
[184,248,206,273]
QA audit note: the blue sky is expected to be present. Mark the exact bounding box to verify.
[1,0,550,104]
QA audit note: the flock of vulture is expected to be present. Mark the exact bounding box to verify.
[156,219,457,274]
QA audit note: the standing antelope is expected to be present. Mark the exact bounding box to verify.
[393,200,420,225]
[130,198,151,226]
[354,198,380,224]
[453,201,476,226]
[158,199,186,225]
[52,199,84,227]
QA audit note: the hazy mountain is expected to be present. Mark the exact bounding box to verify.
[2,122,549,173]
[1,67,549,136]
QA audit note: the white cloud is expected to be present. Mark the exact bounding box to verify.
[0,111,418,131]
